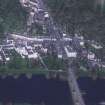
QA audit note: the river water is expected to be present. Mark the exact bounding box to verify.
[0,75,72,105]
[0,75,104,105]
[78,77,105,105]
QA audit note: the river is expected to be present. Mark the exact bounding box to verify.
[0,75,104,105]
[78,77,105,105]
[0,75,72,105]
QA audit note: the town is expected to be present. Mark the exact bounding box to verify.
[0,0,105,105]
[0,0,104,73]
[0,31,104,75]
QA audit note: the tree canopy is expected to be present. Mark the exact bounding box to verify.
[45,0,105,45]
[0,0,28,37]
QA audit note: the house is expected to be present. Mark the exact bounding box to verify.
[41,47,48,53]
[2,49,10,61]
[15,46,28,58]
[44,12,49,18]
[63,33,67,37]
[2,44,15,50]
[57,46,63,59]
[6,39,14,44]
[64,46,77,58]
[0,54,3,61]
[80,41,85,46]
[74,33,84,40]
[101,62,105,68]
[26,46,38,59]
[58,54,63,59]
[87,52,95,60]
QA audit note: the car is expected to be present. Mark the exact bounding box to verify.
[44,12,49,18]
[63,33,67,37]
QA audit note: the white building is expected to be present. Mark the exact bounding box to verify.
[28,52,38,59]
[5,56,10,61]
[58,54,63,59]
[41,47,48,53]
[44,12,49,18]
[20,0,38,12]
[63,37,72,41]
[2,50,10,61]
[63,33,67,37]
[0,54,2,61]
[80,41,85,46]
[15,47,28,59]
[6,39,14,44]
[87,52,95,60]
[26,46,38,59]
[19,0,28,7]
[64,46,77,58]
[74,33,84,40]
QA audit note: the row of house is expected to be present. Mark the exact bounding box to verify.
[0,48,11,62]
[0,37,49,63]
[15,45,38,59]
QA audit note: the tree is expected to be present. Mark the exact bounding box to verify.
[7,55,26,70]
[45,0,105,45]
[0,0,28,36]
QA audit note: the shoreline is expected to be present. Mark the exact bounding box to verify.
[0,70,104,80]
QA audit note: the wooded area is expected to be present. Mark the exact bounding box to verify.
[45,0,105,45]
[0,0,105,44]
[0,0,27,38]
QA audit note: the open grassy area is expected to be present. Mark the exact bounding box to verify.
[43,55,67,70]
[0,52,66,76]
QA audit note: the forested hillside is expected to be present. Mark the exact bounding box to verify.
[0,0,27,38]
[45,0,105,45]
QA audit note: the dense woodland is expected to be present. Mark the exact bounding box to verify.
[0,0,27,38]
[45,0,105,45]
[0,0,105,44]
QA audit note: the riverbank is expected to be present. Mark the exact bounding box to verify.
[76,67,105,80]
[0,65,105,80]
[0,66,68,80]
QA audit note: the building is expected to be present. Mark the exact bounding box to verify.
[87,52,95,60]
[64,46,77,58]
[41,47,48,53]
[0,53,3,61]
[15,46,28,58]
[58,54,63,59]
[26,46,38,59]
[44,12,49,18]
[20,0,38,9]
[80,41,85,47]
